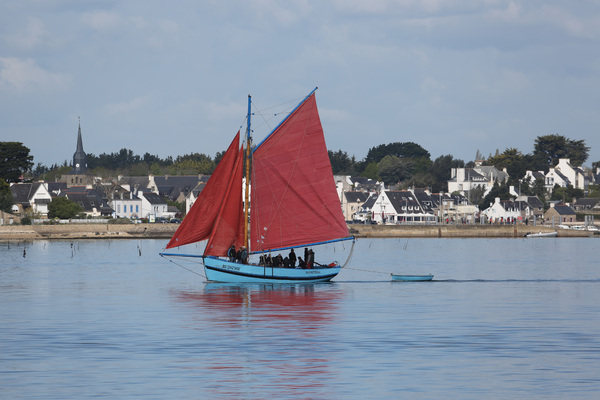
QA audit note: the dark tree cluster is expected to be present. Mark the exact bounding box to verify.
[0,142,34,183]
[328,142,463,193]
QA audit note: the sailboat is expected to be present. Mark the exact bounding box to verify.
[160,88,354,283]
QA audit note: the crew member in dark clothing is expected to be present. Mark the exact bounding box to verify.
[289,248,297,267]
[228,245,236,262]
[307,249,314,269]
[298,257,306,268]
[240,246,248,264]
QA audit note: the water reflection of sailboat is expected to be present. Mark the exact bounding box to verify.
[171,284,343,397]
[174,283,343,327]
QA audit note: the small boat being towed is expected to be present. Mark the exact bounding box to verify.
[391,274,434,282]
[524,231,558,238]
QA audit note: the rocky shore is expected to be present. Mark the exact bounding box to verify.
[0,223,592,241]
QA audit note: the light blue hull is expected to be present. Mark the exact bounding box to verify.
[204,256,341,283]
[391,274,433,282]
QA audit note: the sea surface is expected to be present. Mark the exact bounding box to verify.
[1,237,599,399]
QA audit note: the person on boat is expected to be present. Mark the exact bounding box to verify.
[228,245,236,262]
[283,256,290,268]
[276,254,283,267]
[289,248,297,267]
[306,249,314,269]
[297,257,306,268]
[240,246,248,264]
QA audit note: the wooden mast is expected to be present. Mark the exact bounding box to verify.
[243,95,252,249]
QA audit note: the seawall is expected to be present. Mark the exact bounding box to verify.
[0,223,592,241]
[349,224,591,238]
[0,223,178,241]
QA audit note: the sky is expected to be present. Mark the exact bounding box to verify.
[2,1,600,170]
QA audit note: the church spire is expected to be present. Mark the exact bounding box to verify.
[72,117,87,175]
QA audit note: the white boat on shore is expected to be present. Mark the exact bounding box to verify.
[524,231,558,238]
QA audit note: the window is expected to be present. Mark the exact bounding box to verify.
[136,205,139,212]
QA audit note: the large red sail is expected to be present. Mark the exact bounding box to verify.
[250,93,348,252]
[204,145,245,256]
[165,132,240,249]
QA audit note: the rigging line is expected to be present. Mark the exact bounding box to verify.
[341,239,355,268]
[343,265,389,275]
[161,255,206,278]
[250,100,296,133]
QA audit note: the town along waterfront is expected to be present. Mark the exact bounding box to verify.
[1,238,599,399]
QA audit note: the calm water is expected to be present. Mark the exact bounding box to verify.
[1,237,599,399]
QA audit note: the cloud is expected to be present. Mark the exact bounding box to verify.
[104,95,152,115]
[81,10,121,31]
[5,17,53,49]
[0,57,71,92]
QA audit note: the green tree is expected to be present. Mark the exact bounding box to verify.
[0,142,34,182]
[45,165,73,183]
[364,142,430,165]
[48,197,83,219]
[468,185,486,206]
[487,148,528,181]
[0,178,12,212]
[479,181,512,210]
[406,172,435,189]
[588,185,600,198]
[128,162,150,176]
[171,153,215,175]
[328,150,355,175]
[533,134,589,167]
[550,185,584,203]
[361,162,379,180]
[430,155,464,192]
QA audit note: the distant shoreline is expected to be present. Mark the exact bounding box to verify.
[0,223,593,241]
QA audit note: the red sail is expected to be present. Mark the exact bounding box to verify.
[204,145,245,256]
[250,93,348,252]
[165,132,240,249]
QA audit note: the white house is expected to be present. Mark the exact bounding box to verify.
[369,188,435,224]
[481,197,522,223]
[522,170,545,188]
[545,168,570,192]
[10,182,53,217]
[111,191,143,219]
[554,158,587,190]
[448,164,509,197]
[140,191,169,220]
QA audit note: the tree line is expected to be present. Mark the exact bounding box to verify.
[25,148,227,183]
[1,134,597,213]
